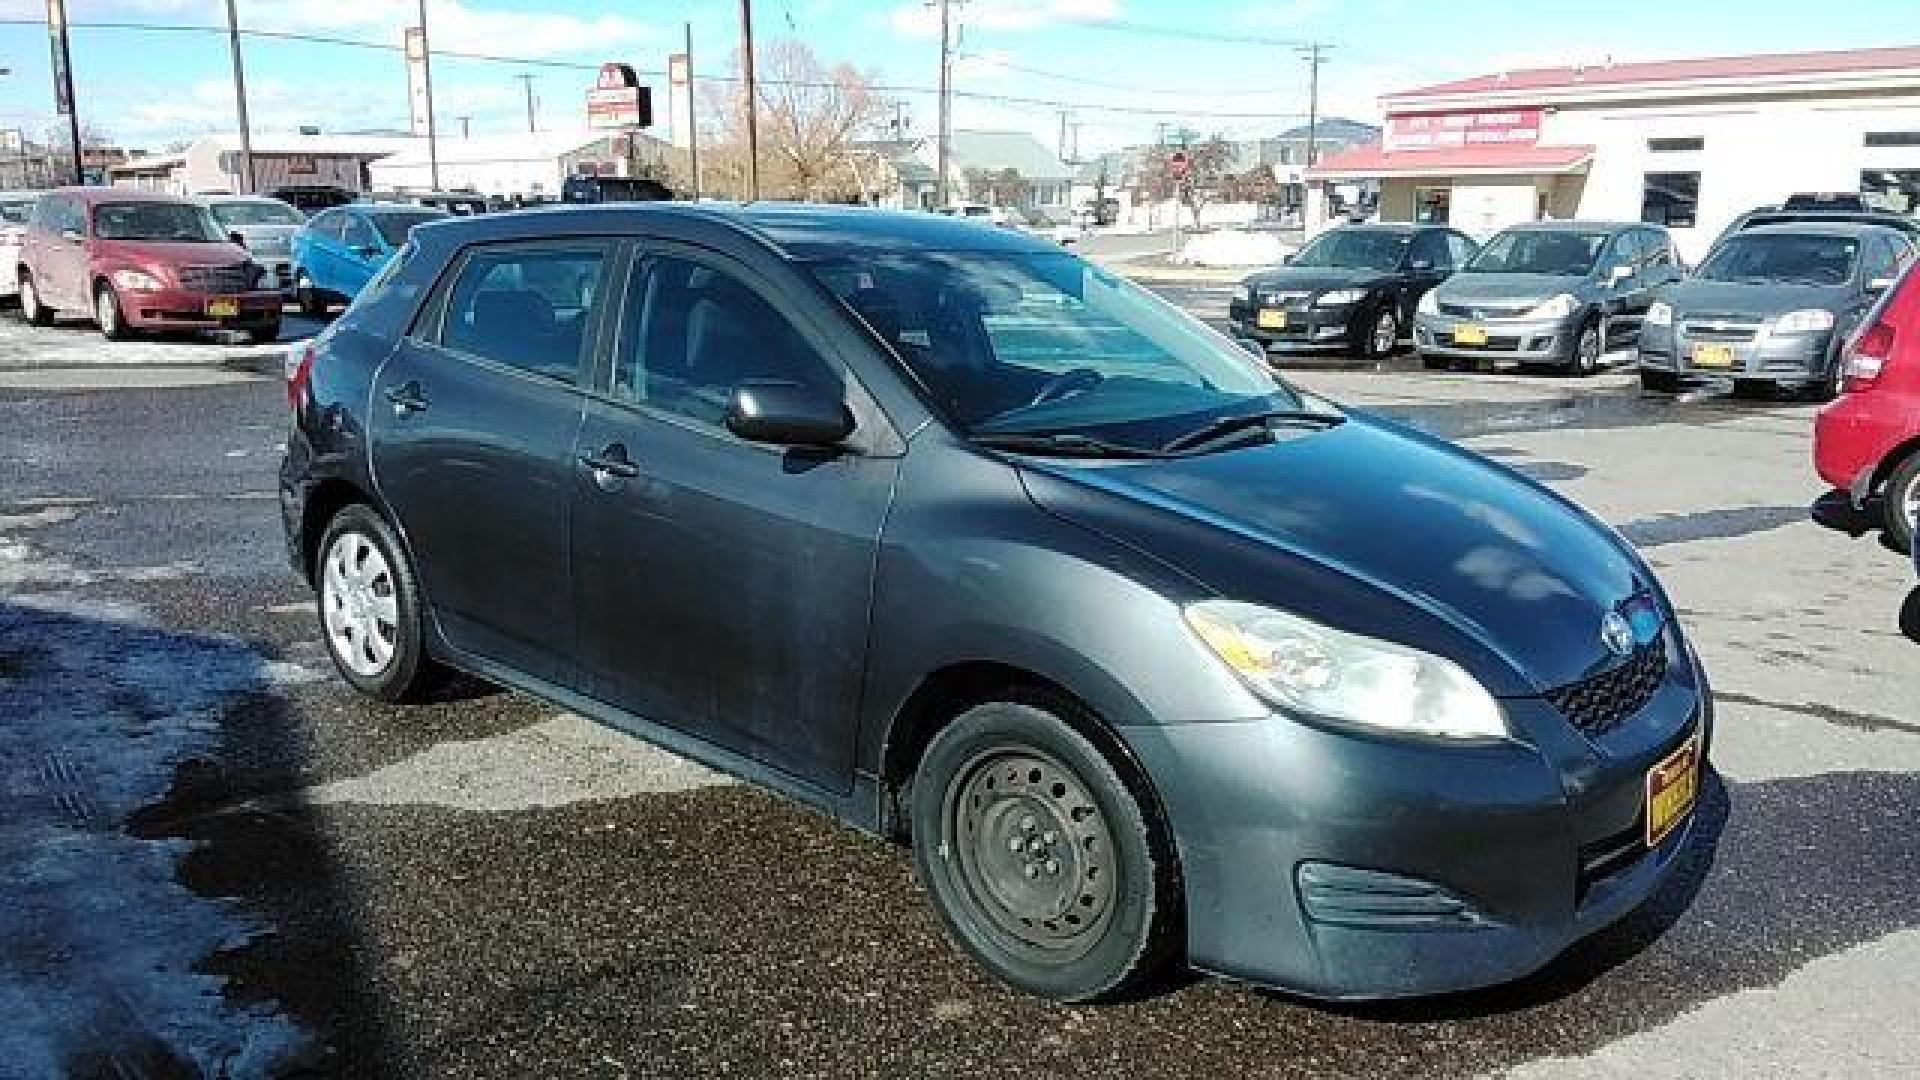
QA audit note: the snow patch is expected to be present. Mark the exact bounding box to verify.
[1171,229,1296,267]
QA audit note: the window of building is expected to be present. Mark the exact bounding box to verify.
[1864,131,1920,148]
[1862,169,1920,214]
[437,242,609,385]
[1414,186,1450,224]
[616,253,840,429]
[1641,172,1700,229]
[1648,137,1704,153]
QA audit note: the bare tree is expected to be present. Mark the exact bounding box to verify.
[1139,134,1237,225]
[701,38,893,201]
[961,166,1031,207]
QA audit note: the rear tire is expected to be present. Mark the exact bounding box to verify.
[315,504,444,703]
[1420,352,1448,370]
[1883,453,1920,555]
[1566,315,1602,377]
[18,271,51,326]
[1641,369,1681,394]
[910,700,1178,1002]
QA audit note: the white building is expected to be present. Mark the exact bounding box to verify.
[108,132,418,195]
[368,129,674,201]
[1306,46,1920,262]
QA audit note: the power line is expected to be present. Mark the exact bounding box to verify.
[1062,19,1314,49]
[962,54,1298,96]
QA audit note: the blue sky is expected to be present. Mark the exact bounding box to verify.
[0,0,1910,155]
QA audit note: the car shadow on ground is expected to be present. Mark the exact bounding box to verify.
[1901,588,1920,644]
[1809,489,1911,555]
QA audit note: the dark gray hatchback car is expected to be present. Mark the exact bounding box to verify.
[282,204,1711,1003]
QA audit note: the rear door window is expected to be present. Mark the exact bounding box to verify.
[1860,234,1900,286]
[1409,230,1451,270]
[434,241,612,386]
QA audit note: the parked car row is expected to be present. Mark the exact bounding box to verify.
[1234,209,1920,398]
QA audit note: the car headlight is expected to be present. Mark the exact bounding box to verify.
[110,268,162,292]
[1184,600,1508,740]
[1526,293,1577,320]
[1645,301,1673,327]
[1316,288,1367,307]
[1418,289,1439,315]
[1773,308,1834,334]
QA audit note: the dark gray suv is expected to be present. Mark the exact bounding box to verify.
[282,204,1711,1004]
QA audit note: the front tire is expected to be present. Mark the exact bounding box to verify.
[18,271,51,326]
[1363,305,1399,361]
[1566,315,1602,377]
[95,283,129,341]
[1883,452,1920,554]
[911,701,1178,1002]
[316,504,443,703]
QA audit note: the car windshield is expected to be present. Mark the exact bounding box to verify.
[93,202,222,242]
[1695,234,1859,286]
[1288,229,1408,272]
[370,211,444,247]
[808,250,1299,444]
[209,201,303,229]
[0,200,35,225]
[1466,230,1609,276]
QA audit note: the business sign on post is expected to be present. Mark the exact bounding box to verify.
[1386,109,1544,151]
[587,63,653,130]
[404,27,431,137]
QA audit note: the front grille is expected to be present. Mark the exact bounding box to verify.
[1440,301,1532,319]
[1681,319,1760,342]
[1259,290,1312,311]
[177,263,257,294]
[1448,333,1522,351]
[1576,820,1645,905]
[1547,639,1668,738]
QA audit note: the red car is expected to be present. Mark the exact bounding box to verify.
[17,187,281,343]
[1814,259,1920,552]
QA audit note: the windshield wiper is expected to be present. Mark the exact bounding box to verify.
[972,432,1174,459]
[1159,408,1345,454]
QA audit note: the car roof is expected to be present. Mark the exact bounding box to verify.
[51,186,192,206]
[1734,221,1904,239]
[1500,220,1642,233]
[198,195,292,205]
[348,202,452,216]
[1736,208,1919,231]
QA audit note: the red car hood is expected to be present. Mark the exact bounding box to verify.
[95,238,251,269]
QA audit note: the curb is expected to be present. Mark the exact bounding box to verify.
[219,342,293,377]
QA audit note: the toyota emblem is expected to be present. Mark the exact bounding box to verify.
[1601,610,1636,658]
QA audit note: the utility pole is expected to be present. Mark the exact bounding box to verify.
[417,0,440,190]
[934,0,957,207]
[46,0,82,185]
[684,22,700,200]
[223,0,255,194]
[456,115,470,138]
[515,73,537,133]
[739,0,760,198]
[1298,42,1330,170]
[1057,109,1070,164]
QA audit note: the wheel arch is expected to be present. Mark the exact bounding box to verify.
[1870,432,1920,495]
[300,476,377,585]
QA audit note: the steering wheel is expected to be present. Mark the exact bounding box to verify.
[1025,367,1105,409]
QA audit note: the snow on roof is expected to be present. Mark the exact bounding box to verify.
[1392,45,1920,102]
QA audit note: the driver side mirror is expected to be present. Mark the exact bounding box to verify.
[1608,264,1635,286]
[725,379,854,448]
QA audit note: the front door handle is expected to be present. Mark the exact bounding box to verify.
[384,381,429,415]
[580,443,641,487]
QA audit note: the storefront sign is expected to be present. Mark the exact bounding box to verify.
[587,63,653,130]
[1387,109,1543,151]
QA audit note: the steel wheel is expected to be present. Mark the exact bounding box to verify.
[946,747,1118,960]
[321,530,400,678]
[1572,319,1602,376]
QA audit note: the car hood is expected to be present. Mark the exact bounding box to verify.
[1659,278,1848,318]
[230,224,299,252]
[1438,272,1589,307]
[1242,265,1393,294]
[96,238,252,268]
[1016,412,1657,696]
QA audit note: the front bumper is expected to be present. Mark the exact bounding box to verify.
[1228,297,1357,352]
[1414,311,1579,363]
[121,287,282,331]
[1117,636,1711,999]
[1639,324,1834,385]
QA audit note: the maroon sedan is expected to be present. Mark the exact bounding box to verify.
[17,187,281,343]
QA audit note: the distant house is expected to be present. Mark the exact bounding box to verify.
[849,138,939,209]
[932,130,1074,214]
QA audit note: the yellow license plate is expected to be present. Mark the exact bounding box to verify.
[1453,324,1488,346]
[1645,733,1701,847]
[1691,343,1735,369]
[207,298,240,319]
[1256,309,1287,330]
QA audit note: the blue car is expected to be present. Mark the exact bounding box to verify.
[291,203,446,316]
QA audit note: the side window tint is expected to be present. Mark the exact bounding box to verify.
[616,254,840,428]
[438,243,608,385]
[341,215,375,249]
[308,210,336,240]
[1410,231,1449,268]
[1447,233,1476,266]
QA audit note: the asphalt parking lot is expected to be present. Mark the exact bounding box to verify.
[4,298,1919,1079]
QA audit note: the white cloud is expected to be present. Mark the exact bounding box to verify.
[1234,0,1331,31]
[237,0,658,60]
[890,0,1121,39]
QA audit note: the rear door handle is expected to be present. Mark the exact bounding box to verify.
[384,382,429,414]
[580,443,641,484]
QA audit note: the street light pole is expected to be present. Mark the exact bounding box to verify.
[46,0,82,185]
[416,0,440,191]
[223,0,255,194]
[934,0,954,206]
[684,22,700,201]
[739,0,759,199]
[516,73,536,133]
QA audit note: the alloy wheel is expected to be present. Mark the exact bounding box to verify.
[945,746,1118,961]
[1372,309,1397,357]
[95,287,120,338]
[1577,322,1602,374]
[321,531,400,678]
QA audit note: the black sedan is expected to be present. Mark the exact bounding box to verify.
[1230,224,1478,359]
